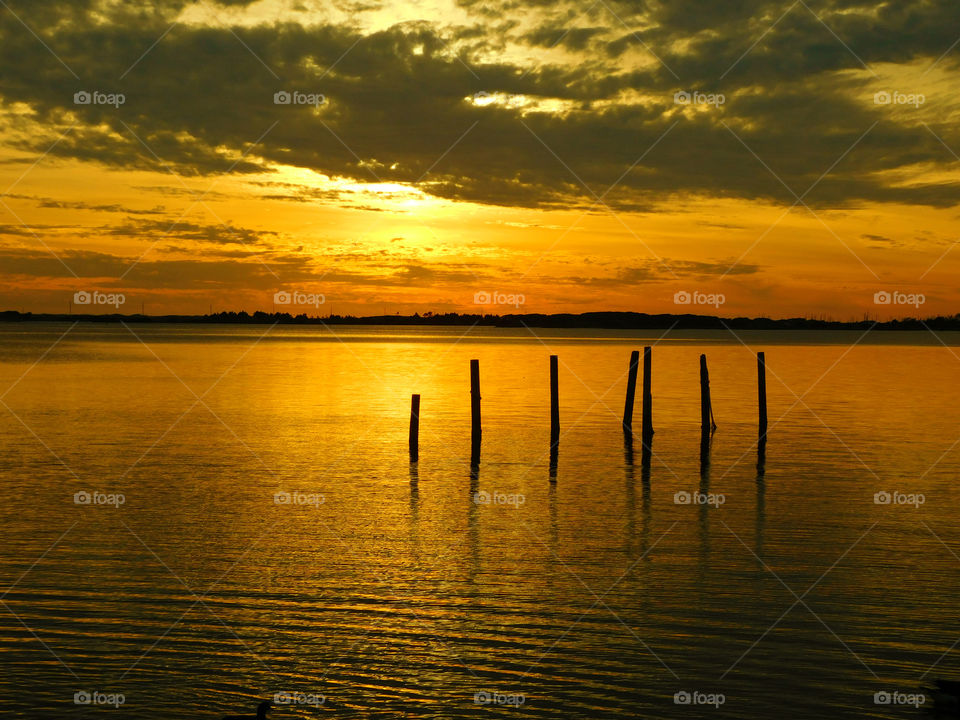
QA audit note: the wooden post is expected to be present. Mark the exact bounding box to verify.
[757,351,767,438]
[641,346,653,442]
[623,350,640,434]
[550,355,559,450]
[470,359,481,463]
[699,354,716,434]
[409,394,420,462]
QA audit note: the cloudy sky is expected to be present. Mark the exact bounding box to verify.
[0,0,958,317]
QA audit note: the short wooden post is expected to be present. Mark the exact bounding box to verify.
[699,354,716,434]
[470,359,481,463]
[409,394,420,462]
[757,351,767,438]
[641,346,653,442]
[623,350,640,434]
[550,355,559,450]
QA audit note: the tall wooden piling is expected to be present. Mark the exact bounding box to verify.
[409,394,420,462]
[470,359,481,463]
[641,346,653,442]
[699,354,716,434]
[757,351,767,438]
[623,350,640,434]
[550,355,560,450]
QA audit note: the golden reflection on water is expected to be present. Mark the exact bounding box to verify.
[1,324,960,718]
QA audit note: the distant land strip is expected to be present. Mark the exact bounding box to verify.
[3,310,960,331]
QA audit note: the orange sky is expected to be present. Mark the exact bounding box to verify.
[1,0,958,319]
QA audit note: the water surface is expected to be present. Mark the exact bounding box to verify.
[1,323,959,718]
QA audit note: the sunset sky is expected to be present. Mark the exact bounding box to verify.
[1,0,958,318]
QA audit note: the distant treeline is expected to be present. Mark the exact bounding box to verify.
[3,309,960,330]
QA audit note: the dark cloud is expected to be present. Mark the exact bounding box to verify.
[567,257,761,286]
[132,185,233,200]
[0,246,314,288]
[0,243,758,292]
[0,0,957,212]
[13,195,168,214]
[523,26,607,51]
[102,218,279,245]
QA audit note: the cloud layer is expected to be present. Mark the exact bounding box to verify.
[0,0,958,211]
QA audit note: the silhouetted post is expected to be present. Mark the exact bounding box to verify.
[409,394,420,462]
[470,359,481,463]
[757,351,767,438]
[699,354,716,434]
[623,350,640,434]
[550,355,560,450]
[641,346,653,443]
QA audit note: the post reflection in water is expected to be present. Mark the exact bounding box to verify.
[698,431,712,566]
[548,480,559,552]
[640,436,652,561]
[756,439,767,555]
[623,433,636,555]
[467,460,481,581]
[409,461,420,550]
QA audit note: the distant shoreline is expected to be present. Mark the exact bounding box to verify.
[2,310,959,331]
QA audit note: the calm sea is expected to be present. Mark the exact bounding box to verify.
[1,322,959,718]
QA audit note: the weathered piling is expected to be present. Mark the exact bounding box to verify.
[622,350,640,434]
[470,359,481,463]
[757,351,767,438]
[550,355,560,450]
[699,354,717,434]
[409,394,420,462]
[699,353,713,475]
[641,346,653,442]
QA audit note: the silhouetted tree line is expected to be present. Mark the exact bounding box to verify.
[4,309,960,331]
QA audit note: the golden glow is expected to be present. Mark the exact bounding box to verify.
[1,1,957,320]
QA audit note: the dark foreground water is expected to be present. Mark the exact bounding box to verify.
[1,322,959,718]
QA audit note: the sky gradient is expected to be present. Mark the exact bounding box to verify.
[1,0,959,318]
